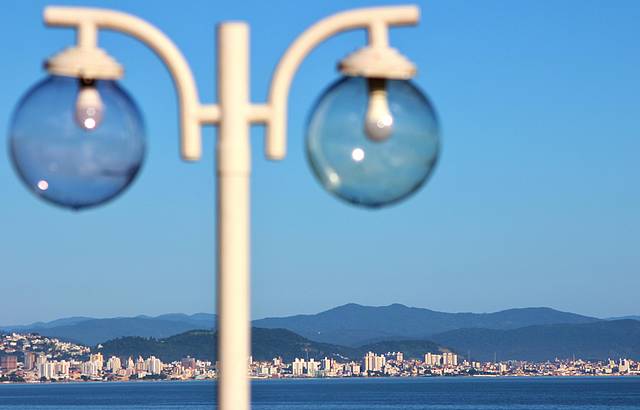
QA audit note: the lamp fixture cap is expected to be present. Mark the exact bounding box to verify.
[338,46,416,80]
[45,46,124,80]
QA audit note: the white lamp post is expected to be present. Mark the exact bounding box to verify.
[8,4,440,409]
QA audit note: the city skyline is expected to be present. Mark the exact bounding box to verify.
[1,0,639,325]
[1,331,639,384]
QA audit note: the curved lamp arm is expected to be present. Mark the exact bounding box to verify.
[43,5,420,162]
[264,5,420,160]
[43,6,219,161]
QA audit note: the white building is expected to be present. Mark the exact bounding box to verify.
[107,356,122,372]
[442,352,458,366]
[306,359,319,377]
[364,352,385,373]
[90,353,104,371]
[146,356,163,375]
[425,352,443,367]
[292,358,305,377]
[81,361,99,377]
[38,360,69,380]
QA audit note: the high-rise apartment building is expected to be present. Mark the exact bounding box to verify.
[0,355,18,371]
[107,356,122,372]
[23,351,36,370]
[146,356,163,375]
[321,357,333,371]
[38,362,55,380]
[127,357,135,370]
[442,352,458,366]
[36,353,47,366]
[292,358,305,376]
[363,352,385,373]
[424,352,442,366]
[90,353,104,370]
[306,359,319,377]
[38,360,70,380]
[81,361,100,377]
[181,357,197,370]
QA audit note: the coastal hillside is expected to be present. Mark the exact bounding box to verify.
[96,320,640,363]
[98,327,448,363]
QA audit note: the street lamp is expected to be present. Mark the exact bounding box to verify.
[8,4,439,409]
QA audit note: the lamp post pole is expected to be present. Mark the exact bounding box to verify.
[29,5,424,410]
[216,22,252,409]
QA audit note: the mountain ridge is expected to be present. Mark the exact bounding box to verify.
[1,314,217,346]
[252,303,601,346]
[4,305,637,348]
[430,319,640,361]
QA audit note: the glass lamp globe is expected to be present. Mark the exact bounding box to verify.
[306,76,440,208]
[9,75,146,210]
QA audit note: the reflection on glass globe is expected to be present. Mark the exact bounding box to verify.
[9,75,146,210]
[306,77,440,208]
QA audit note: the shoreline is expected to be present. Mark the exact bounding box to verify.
[1,374,639,386]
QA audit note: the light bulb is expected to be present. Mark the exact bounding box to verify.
[9,75,146,210]
[306,77,440,208]
[76,79,103,131]
[364,78,394,141]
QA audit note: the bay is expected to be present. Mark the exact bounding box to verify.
[0,377,638,409]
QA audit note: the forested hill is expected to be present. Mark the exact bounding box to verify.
[98,327,448,363]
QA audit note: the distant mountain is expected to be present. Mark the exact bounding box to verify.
[98,327,449,363]
[253,303,600,346]
[3,305,620,349]
[4,316,93,331]
[136,313,216,329]
[1,314,217,346]
[430,319,640,362]
[607,316,640,322]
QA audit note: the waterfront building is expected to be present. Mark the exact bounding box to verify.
[56,360,70,378]
[146,356,164,375]
[37,360,69,380]
[348,362,361,375]
[38,362,55,379]
[292,358,305,376]
[181,357,197,370]
[364,352,385,373]
[619,359,630,374]
[442,352,458,366]
[0,355,17,371]
[23,351,36,370]
[425,352,443,366]
[135,356,145,371]
[322,357,335,372]
[36,353,47,366]
[306,358,319,377]
[107,356,122,372]
[90,352,104,370]
[81,361,100,377]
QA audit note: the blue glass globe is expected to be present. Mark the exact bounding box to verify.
[9,75,146,210]
[306,77,440,208]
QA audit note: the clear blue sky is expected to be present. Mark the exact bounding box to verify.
[1,0,638,325]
